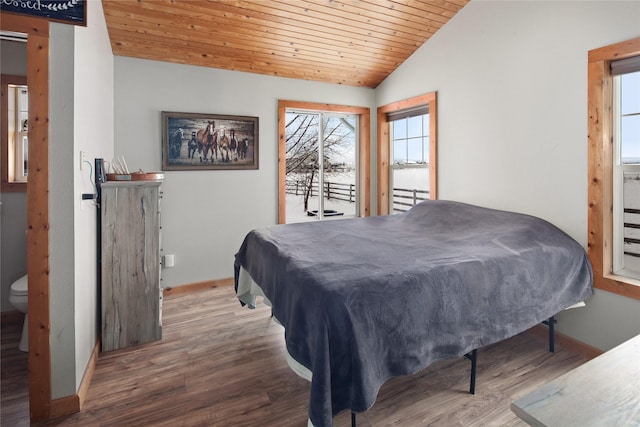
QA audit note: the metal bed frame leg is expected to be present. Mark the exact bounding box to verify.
[460,316,556,399]
[464,348,478,394]
[318,321,555,427]
[542,315,556,353]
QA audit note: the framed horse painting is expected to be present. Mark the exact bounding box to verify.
[161,111,259,171]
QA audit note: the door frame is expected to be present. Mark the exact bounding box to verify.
[278,100,370,224]
[1,13,52,422]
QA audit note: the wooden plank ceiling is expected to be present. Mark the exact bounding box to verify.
[102,0,468,88]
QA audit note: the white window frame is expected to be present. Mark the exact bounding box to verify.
[389,113,430,213]
[612,73,640,280]
[285,109,359,222]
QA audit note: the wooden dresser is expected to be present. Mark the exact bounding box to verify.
[100,180,162,352]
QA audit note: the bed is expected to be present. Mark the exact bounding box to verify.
[234,200,594,427]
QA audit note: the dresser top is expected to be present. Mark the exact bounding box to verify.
[511,334,640,426]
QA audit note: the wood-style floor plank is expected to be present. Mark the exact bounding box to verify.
[1,286,591,426]
[1,316,29,427]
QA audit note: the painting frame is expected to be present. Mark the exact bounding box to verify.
[161,111,259,171]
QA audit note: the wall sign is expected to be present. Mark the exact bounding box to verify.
[1,0,86,26]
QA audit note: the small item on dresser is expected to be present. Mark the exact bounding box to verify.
[111,155,130,174]
[130,170,164,181]
[107,155,131,180]
[106,173,131,181]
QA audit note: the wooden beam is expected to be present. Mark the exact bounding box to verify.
[26,28,51,423]
[429,93,438,200]
[359,109,371,217]
[0,12,49,35]
[377,108,390,215]
[278,101,287,224]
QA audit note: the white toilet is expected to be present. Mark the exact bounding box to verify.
[9,274,28,352]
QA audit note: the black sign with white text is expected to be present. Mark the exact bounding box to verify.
[1,0,86,26]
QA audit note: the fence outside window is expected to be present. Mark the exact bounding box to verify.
[286,179,428,213]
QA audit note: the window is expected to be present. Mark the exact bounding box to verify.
[1,74,28,192]
[284,110,358,223]
[389,108,430,213]
[377,92,438,215]
[8,84,28,182]
[587,37,640,300]
[613,66,640,280]
[278,100,370,224]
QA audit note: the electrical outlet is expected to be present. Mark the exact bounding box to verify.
[80,151,86,171]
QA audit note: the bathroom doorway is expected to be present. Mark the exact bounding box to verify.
[0,33,29,421]
[1,39,28,317]
[1,15,51,423]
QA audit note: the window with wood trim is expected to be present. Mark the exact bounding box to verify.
[377,93,437,215]
[1,74,28,192]
[278,100,370,224]
[587,37,640,300]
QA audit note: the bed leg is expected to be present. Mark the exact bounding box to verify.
[542,316,556,353]
[351,411,356,427]
[464,349,478,394]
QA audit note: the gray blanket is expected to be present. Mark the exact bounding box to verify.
[234,200,593,427]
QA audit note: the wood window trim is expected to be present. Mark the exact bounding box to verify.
[587,37,640,300]
[277,100,370,224]
[377,92,438,216]
[1,74,28,192]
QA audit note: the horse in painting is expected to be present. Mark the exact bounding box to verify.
[196,121,218,163]
[230,129,238,161]
[188,131,198,158]
[239,138,249,159]
[218,127,230,162]
[169,128,184,159]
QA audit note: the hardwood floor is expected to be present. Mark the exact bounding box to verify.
[1,315,29,427]
[1,286,592,426]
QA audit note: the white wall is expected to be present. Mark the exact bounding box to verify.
[49,21,77,399]
[72,0,113,394]
[49,0,114,398]
[0,40,28,312]
[114,58,375,288]
[377,0,640,350]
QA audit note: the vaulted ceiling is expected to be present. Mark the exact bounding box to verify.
[102,0,468,88]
